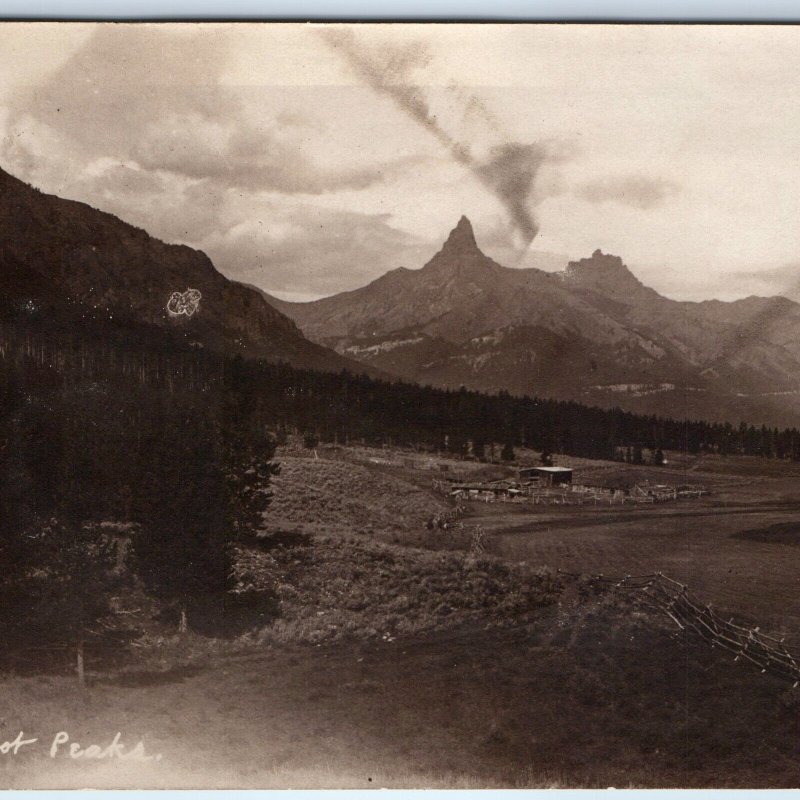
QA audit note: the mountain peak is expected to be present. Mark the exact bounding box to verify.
[573,249,627,272]
[562,249,650,300]
[443,216,478,252]
[424,216,495,278]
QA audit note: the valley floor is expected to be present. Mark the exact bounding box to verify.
[482,500,800,634]
[5,444,800,789]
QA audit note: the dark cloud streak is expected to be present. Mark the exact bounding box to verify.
[475,143,549,243]
[319,28,555,246]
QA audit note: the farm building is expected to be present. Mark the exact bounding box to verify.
[449,480,523,501]
[518,466,574,486]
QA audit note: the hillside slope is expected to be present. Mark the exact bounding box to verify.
[0,166,375,375]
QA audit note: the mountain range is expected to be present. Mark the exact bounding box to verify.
[4,161,800,428]
[266,216,800,427]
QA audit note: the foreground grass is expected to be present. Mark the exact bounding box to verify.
[235,533,560,646]
[3,594,800,789]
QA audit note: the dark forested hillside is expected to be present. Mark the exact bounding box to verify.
[3,297,798,466]
[0,165,378,377]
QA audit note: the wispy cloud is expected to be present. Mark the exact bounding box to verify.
[0,25,438,297]
[730,262,800,300]
[577,174,680,210]
[2,26,391,197]
[203,206,432,297]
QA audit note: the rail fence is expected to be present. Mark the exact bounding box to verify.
[432,479,707,506]
[426,505,470,530]
[562,570,800,687]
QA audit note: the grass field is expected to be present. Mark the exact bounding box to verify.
[265,444,800,637]
[263,451,449,542]
[6,443,800,788]
[5,596,800,789]
[470,479,800,636]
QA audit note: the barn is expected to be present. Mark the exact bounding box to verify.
[519,466,574,486]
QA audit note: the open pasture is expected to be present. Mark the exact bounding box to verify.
[465,463,800,636]
[5,603,800,789]
[308,445,800,638]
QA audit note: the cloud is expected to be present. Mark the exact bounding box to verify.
[81,159,167,198]
[730,262,800,300]
[129,113,387,194]
[577,174,680,210]
[319,28,567,247]
[0,25,579,298]
[202,205,433,297]
[0,25,432,298]
[78,169,235,244]
[29,151,433,297]
[2,26,389,197]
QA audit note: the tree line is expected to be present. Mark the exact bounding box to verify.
[4,298,800,464]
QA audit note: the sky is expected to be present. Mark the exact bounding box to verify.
[1,22,800,302]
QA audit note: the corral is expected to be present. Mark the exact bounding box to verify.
[434,474,708,507]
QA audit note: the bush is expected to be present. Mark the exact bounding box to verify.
[249,535,562,646]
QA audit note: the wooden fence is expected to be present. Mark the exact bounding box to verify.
[432,479,707,506]
[426,505,470,530]
[564,570,800,687]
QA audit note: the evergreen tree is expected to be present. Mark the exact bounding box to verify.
[501,442,515,462]
[23,520,118,682]
[132,403,233,632]
[0,385,118,678]
[448,433,469,459]
[220,377,281,541]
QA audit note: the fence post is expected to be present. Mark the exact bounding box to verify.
[76,641,85,687]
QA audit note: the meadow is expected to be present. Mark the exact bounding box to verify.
[471,465,800,636]
[5,443,800,788]
[5,589,800,789]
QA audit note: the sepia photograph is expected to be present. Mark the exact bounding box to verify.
[3,20,800,789]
